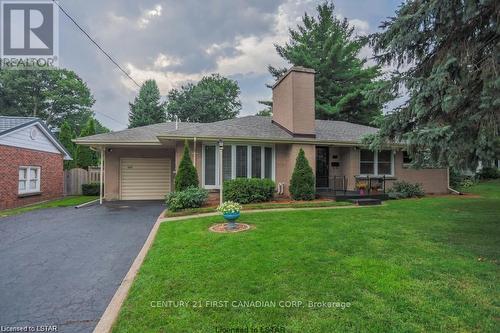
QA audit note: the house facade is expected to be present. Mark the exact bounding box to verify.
[75,67,449,201]
[0,117,72,210]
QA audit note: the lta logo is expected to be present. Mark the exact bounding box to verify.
[1,0,59,69]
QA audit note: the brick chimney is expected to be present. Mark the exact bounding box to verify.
[272,66,316,137]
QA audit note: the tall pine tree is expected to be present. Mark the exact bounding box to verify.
[368,0,499,169]
[129,79,165,128]
[267,1,392,125]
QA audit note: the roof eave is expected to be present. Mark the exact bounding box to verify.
[157,134,404,147]
[73,140,161,146]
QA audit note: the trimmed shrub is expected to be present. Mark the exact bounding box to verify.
[175,141,199,191]
[165,186,208,212]
[478,167,499,180]
[223,178,275,204]
[459,177,476,189]
[289,148,315,200]
[82,183,100,195]
[388,181,425,198]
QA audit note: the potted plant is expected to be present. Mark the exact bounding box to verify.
[217,201,242,229]
[356,181,368,196]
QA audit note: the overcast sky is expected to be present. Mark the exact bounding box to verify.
[57,0,401,130]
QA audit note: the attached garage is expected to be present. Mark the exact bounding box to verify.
[120,158,171,200]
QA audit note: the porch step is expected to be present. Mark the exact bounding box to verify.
[348,198,382,206]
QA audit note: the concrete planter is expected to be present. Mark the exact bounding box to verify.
[223,212,240,229]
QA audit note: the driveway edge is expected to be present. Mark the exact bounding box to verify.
[92,211,165,333]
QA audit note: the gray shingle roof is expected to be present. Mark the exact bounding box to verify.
[158,116,294,141]
[0,116,38,135]
[76,116,378,144]
[75,122,199,143]
[315,119,378,142]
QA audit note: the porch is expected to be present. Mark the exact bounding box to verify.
[315,145,390,201]
[316,188,389,201]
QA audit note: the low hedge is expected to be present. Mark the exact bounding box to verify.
[82,183,100,196]
[166,186,208,212]
[223,178,275,204]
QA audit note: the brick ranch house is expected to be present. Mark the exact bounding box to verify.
[0,117,72,210]
[75,67,450,201]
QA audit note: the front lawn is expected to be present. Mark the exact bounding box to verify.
[0,195,98,218]
[114,181,500,332]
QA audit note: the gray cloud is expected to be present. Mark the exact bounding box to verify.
[57,0,400,130]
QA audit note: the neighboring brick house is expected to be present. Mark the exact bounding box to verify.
[0,117,72,210]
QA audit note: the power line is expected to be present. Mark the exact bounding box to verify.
[52,0,141,89]
[94,110,129,127]
[52,0,135,128]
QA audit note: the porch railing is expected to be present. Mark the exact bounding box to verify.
[331,176,348,194]
[354,175,387,194]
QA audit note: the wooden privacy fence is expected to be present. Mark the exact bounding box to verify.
[88,167,101,183]
[64,167,102,195]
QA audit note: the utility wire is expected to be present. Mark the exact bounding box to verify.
[52,0,135,128]
[52,0,141,89]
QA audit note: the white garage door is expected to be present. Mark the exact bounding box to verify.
[120,158,171,200]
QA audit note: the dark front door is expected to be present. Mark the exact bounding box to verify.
[316,146,329,188]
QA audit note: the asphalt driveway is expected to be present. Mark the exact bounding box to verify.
[0,201,164,333]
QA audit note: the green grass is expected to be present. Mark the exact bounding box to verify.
[0,195,98,218]
[164,200,351,217]
[114,181,500,332]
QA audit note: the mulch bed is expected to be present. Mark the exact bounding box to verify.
[209,223,251,233]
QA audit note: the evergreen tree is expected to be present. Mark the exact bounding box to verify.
[76,118,98,168]
[174,141,199,191]
[58,121,76,169]
[289,149,315,200]
[369,0,499,169]
[128,80,165,128]
[267,1,392,125]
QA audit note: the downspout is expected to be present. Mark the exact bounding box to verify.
[193,137,197,166]
[90,147,105,203]
[99,148,104,204]
[447,167,462,195]
[218,139,224,205]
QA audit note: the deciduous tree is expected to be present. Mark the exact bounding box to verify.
[0,69,95,131]
[166,74,241,123]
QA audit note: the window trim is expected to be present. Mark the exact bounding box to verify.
[201,144,219,190]
[202,143,275,189]
[18,166,41,194]
[358,150,394,177]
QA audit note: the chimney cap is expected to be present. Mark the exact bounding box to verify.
[272,66,315,89]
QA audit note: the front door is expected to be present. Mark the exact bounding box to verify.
[316,146,329,188]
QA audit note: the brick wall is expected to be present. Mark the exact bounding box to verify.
[0,145,64,210]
